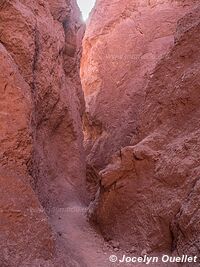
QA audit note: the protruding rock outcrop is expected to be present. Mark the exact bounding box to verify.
[87,4,200,261]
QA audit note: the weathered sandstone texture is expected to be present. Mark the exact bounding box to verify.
[87,4,200,262]
[82,0,199,170]
[0,0,85,265]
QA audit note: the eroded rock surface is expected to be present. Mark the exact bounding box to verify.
[82,0,199,170]
[86,2,200,262]
[1,0,200,265]
[0,0,85,265]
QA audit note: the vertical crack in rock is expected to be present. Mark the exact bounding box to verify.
[32,23,40,93]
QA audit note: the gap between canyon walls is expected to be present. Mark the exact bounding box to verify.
[0,0,200,266]
[0,0,131,266]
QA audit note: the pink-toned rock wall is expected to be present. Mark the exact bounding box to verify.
[0,0,85,265]
[88,4,200,261]
[81,0,199,170]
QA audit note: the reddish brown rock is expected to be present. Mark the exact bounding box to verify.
[0,0,86,265]
[81,0,199,170]
[0,169,55,267]
[87,3,200,262]
[1,0,200,265]
[0,42,32,179]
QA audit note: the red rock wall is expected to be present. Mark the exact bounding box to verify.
[81,0,199,170]
[0,0,85,265]
[1,0,200,264]
[87,4,200,261]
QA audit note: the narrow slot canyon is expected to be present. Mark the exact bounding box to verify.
[0,1,200,267]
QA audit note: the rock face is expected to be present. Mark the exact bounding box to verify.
[1,0,200,265]
[0,0,85,265]
[81,0,199,170]
[0,169,55,267]
[87,3,200,260]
